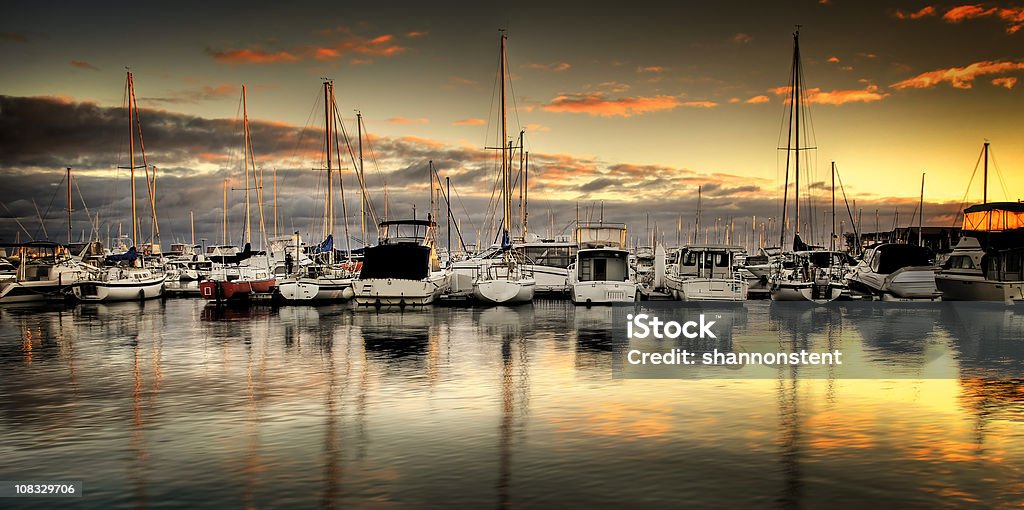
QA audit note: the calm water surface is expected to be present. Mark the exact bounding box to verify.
[1,299,1022,508]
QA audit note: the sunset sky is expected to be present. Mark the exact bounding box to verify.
[1,1,1022,248]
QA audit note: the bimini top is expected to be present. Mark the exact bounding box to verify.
[378,219,434,245]
[963,202,1024,232]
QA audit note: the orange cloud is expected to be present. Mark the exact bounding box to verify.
[637,66,666,73]
[992,76,1018,89]
[943,4,1024,33]
[405,31,429,38]
[453,118,485,126]
[207,48,300,64]
[70,60,99,71]
[894,6,937,19]
[732,33,753,44]
[387,117,429,124]
[746,95,770,104]
[771,85,888,105]
[525,123,551,132]
[209,31,408,65]
[522,62,572,72]
[827,56,841,63]
[891,60,1024,89]
[542,93,681,117]
[681,101,718,108]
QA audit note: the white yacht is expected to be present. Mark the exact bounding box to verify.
[353,219,447,307]
[768,250,850,303]
[568,222,637,305]
[0,242,92,303]
[847,243,940,301]
[664,244,748,301]
[935,202,1023,302]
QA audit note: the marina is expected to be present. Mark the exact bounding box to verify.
[2,1,1024,507]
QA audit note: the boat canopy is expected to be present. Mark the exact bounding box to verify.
[378,219,433,244]
[963,202,1024,232]
[870,244,933,274]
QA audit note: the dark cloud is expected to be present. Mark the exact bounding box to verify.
[0,95,967,250]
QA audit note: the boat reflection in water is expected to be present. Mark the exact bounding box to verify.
[1,299,1023,507]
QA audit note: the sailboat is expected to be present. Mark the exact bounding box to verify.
[199,85,276,302]
[276,80,356,303]
[70,71,166,302]
[767,29,848,303]
[470,30,536,305]
[935,142,1024,302]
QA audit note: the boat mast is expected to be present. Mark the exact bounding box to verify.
[982,141,989,205]
[524,151,530,237]
[222,178,227,245]
[190,210,195,245]
[830,161,835,251]
[358,110,365,246]
[324,80,334,248]
[500,30,510,244]
[242,85,252,246]
[128,71,138,248]
[273,168,278,238]
[918,173,925,246]
[66,167,73,244]
[793,28,802,244]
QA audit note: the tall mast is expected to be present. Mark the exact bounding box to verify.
[918,173,925,246]
[128,71,138,248]
[519,130,525,237]
[222,179,227,244]
[982,141,989,204]
[190,210,195,245]
[324,81,334,242]
[831,161,835,251]
[273,168,278,238]
[66,167,73,244]
[524,151,529,236]
[357,111,365,246]
[242,85,252,245]
[793,28,802,242]
[500,30,510,238]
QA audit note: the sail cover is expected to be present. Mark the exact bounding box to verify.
[106,246,138,263]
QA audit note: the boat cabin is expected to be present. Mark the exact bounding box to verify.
[576,249,630,283]
[675,244,743,279]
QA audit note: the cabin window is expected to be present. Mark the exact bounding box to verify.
[944,255,975,270]
[683,251,698,266]
[714,253,729,267]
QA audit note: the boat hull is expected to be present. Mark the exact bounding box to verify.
[0,281,67,303]
[352,276,445,307]
[769,280,845,303]
[200,279,277,302]
[71,276,165,302]
[935,273,1024,302]
[277,278,354,303]
[570,281,637,305]
[472,278,536,304]
[666,275,748,301]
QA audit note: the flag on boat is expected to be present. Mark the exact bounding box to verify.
[501,229,512,251]
[313,234,334,254]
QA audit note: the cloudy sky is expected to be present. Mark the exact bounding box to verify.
[1,1,1022,250]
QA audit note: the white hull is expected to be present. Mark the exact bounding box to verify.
[935,273,1024,302]
[472,278,536,304]
[666,275,748,301]
[0,281,67,303]
[450,262,567,295]
[353,274,446,306]
[769,280,844,303]
[848,266,941,301]
[570,281,637,305]
[71,276,165,302]
[277,277,354,303]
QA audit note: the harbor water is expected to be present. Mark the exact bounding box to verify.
[1,299,1022,508]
